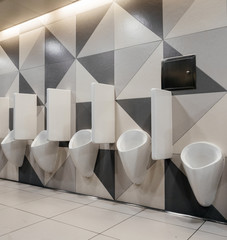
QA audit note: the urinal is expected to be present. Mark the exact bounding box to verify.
[31,130,59,173]
[117,129,151,185]
[181,142,224,207]
[1,130,27,167]
[69,129,99,177]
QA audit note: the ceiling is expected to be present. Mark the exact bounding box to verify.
[0,0,78,31]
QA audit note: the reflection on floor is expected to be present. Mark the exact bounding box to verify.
[0,179,226,240]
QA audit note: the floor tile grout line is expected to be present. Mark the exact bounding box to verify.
[199,229,227,238]
[187,221,206,240]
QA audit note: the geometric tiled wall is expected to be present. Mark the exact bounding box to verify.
[0,0,226,223]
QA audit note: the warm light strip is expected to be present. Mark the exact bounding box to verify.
[0,0,113,41]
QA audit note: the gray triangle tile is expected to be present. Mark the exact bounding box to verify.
[19,73,35,94]
[0,46,18,74]
[78,5,114,58]
[0,71,18,97]
[78,50,114,85]
[115,41,160,96]
[163,0,195,38]
[76,3,112,56]
[76,102,91,132]
[172,92,226,143]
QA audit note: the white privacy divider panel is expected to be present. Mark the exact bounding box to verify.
[14,93,37,140]
[47,88,72,141]
[151,88,172,160]
[91,83,115,143]
[0,97,9,139]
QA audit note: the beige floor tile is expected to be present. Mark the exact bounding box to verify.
[190,230,227,240]
[55,192,98,204]
[200,221,227,237]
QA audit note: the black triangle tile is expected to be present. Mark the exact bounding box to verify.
[9,108,13,131]
[163,41,182,59]
[116,98,151,135]
[19,156,44,187]
[37,96,44,106]
[116,0,163,39]
[0,36,19,68]
[94,149,115,199]
[165,159,226,222]
[76,102,91,131]
[19,73,35,94]
[45,28,75,65]
[78,51,114,85]
[76,3,111,56]
[45,59,74,94]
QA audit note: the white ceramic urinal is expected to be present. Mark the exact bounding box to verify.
[31,130,59,173]
[117,129,151,185]
[1,130,27,167]
[69,129,99,177]
[181,142,224,207]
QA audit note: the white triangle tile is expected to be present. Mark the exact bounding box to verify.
[117,42,162,100]
[166,0,227,39]
[174,94,227,155]
[46,16,76,57]
[163,0,195,38]
[115,41,160,97]
[20,66,45,104]
[21,28,45,70]
[78,5,114,58]
[117,160,165,210]
[5,73,19,108]
[0,46,18,74]
[173,92,226,143]
[37,106,45,135]
[166,27,227,90]
[0,161,18,181]
[0,71,18,97]
[19,27,44,68]
[115,102,142,141]
[114,3,161,50]
[76,171,113,200]
[76,60,98,103]
[57,60,76,92]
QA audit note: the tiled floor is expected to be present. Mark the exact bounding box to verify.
[0,180,226,240]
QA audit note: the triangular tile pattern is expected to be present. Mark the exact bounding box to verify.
[94,149,115,199]
[1,36,19,69]
[20,66,45,105]
[19,73,35,94]
[174,94,227,156]
[9,108,13,131]
[46,157,76,193]
[46,16,76,57]
[19,27,44,69]
[163,0,195,38]
[45,28,75,65]
[76,60,98,103]
[76,102,91,132]
[163,41,182,59]
[78,50,114,85]
[166,28,227,90]
[172,92,226,143]
[116,0,163,38]
[117,161,165,209]
[166,0,227,39]
[165,159,226,222]
[0,149,8,173]
[45,59,75,96]
[5,74,19,108]
[115,41,160,96]
[20,28,45,70]
[78,5,114,58]
[0,46,18,75]
[19,156,44,187]
[57,60,76,92]
[0,71,18,97]
[0,161,18,181]
[117,98,151,135]
[115,102,142,141]
[114,3,161,50]
[117,42,163,100]
[76,3,111,56]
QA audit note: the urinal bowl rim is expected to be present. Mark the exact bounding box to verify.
[181,141,223,170]
[69,129,94,150]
